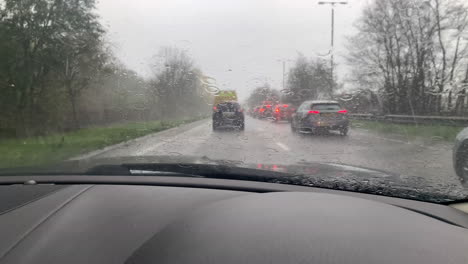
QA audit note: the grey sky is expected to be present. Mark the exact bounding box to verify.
[97,0,369,100]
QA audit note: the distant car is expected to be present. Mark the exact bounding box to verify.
[273,104,294,122]
[249,107,259,118]
[291,100,349,136]
[258,104,274,119]
[212,101,245,130]
[252,106,260,118]
[453,128,468,186]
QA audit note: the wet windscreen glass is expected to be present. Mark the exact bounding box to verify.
[1,0,468,203]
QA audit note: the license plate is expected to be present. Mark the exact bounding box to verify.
[317,121,328,126]
[322,113,332,117]
[223,112,235,118]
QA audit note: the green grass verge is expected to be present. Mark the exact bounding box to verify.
[0,118,203,169]
[352,120,464,142]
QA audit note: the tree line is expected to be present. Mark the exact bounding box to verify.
[246,54,334,108]
[247,0,468,116]
[0,0,211,138]
[346,0,468,115]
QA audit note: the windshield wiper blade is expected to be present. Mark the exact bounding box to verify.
[87,163,460,203]
[86,163,290,181]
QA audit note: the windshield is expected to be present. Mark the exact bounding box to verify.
[1,0,468,203]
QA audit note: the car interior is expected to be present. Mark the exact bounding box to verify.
[1,174,467,264]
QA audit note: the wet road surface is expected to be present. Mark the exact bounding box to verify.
[90,117,462,189]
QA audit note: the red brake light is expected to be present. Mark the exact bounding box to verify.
[338,110,348,113]
[260,108,265,112]
[275,108,280,113]
[266,105,271,108]
[213,106,217,111]
[283,104,289,107]
[308,110,320,114]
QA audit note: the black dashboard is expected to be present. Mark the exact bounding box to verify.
[0,176,467,264]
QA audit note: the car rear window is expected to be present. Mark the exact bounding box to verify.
[311,104,341,111]
[217,102,240,112]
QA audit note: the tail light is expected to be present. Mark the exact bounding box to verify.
[260,108,265,113]
[338,110,348,114]
[266,105,271,108]
[283,104,289,108]
[308,110,320,114]
[275,108,280,113]
[213,106,218,111]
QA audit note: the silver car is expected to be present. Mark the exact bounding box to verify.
[453,127,468,186]
[291,100,349,136]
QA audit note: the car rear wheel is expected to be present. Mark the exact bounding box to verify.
[340,127,349,136]
[239,121,245,131]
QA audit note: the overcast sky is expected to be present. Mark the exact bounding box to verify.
[97,0,370,100]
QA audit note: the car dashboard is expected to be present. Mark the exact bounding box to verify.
[0,176,467,264]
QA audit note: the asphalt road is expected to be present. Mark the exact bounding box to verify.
[90,116,464,191]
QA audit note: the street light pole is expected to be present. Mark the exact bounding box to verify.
[282,60,286,90]
[277,59,291,91]
[318,1,347,97]
[331,6,334,90]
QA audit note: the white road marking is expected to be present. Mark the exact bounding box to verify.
[372,136,409,144]
[133,141,168,156]
[276,142,290,152]
[134,122,208,156]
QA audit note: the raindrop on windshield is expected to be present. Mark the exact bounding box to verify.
[266,148,279,153]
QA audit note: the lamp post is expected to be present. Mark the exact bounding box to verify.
[277,59,292,91]
[318,1,347,96]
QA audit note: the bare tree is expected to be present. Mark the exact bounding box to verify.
[285,54,334,105]
[346,0,468,115]
[149,47,210,119]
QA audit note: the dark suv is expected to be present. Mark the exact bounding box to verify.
[291,100,349,135]
[212,101,245,130]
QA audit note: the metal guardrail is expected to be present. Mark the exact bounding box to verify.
[349,114,468,127]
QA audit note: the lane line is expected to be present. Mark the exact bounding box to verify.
[133,141,168,156]
[71,119,210,160]
[133,122,209,156]
[370,136,409,144]
[276,142,290,152]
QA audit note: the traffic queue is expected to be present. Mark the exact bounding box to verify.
[249,101,295,122]
[248,100,350,136]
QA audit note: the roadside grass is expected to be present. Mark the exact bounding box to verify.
[0,118,202,169]
[352,120,464,142]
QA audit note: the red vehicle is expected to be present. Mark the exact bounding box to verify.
[273,104,294,122]
[258,103,274,119]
